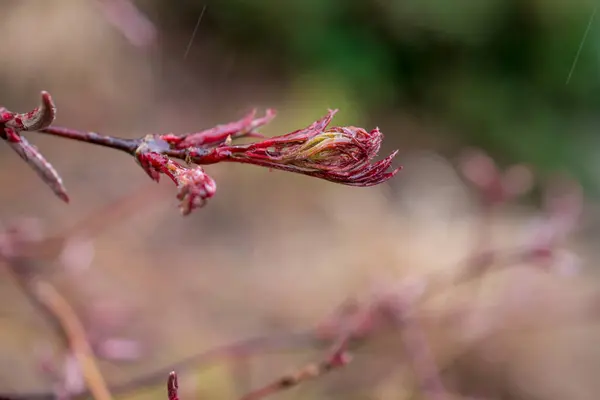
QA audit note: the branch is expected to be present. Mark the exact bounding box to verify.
[0,332,318,400]
[0,92,68,202]
[2,92,401,215]
[383,295,449,400]
[33,279,113,400]
[1,254,112,400]
[0,189,320,400]
[38,126,138,153]
[239,337,352,400]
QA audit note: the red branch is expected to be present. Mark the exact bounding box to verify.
[2,92,401,215]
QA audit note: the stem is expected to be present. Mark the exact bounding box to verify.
[0,332,317,400]
[387,302,448,400]
[241,324,354,400]
[2,257,112,400]
[184,147,310,172]
[39,126,140,154]
[34,280,113,400]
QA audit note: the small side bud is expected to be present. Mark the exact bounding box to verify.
[135,143,216,215]
[168,371,179,400]
[4,91,57,131]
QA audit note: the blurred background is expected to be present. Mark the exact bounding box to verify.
[1,0,600,399]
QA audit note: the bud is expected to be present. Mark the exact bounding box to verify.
[135,148,216,215]
[1,90,56,132]
[190,109,401,186]
[173,166,217,216]
[0,91,68,202]
[168,371,179,400]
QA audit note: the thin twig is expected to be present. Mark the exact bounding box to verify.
[32,279,113,400]
[389,302,449,400]
[38,127,139,154]
[1,256,111,400]
[240,338,351,400]
[4,92,400,213]
[0,333,317,400]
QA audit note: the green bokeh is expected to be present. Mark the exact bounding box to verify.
[168,0,600,192]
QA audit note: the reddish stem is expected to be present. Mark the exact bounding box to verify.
[39,126,139,154]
